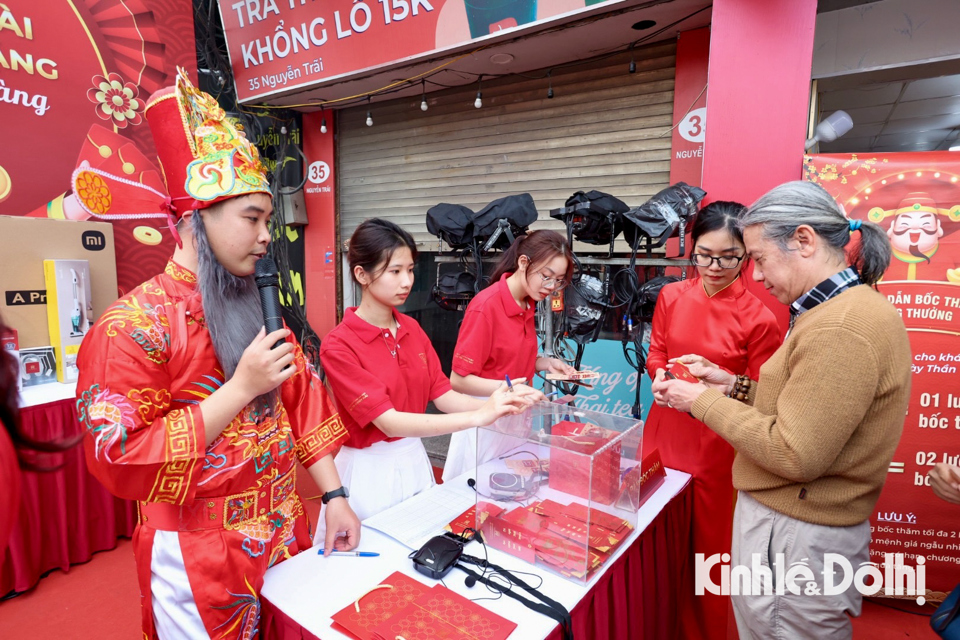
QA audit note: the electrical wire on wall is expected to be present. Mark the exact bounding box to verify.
[266,117,323,369]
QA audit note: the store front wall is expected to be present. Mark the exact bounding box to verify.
[334,41,677,364]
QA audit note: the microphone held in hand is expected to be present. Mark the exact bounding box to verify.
[254,256,285,348]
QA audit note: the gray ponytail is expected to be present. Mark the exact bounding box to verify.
[739,181,891,286]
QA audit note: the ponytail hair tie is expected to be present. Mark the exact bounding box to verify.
[849,219,862,232]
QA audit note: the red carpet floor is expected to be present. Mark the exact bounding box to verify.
[0,467,941,639]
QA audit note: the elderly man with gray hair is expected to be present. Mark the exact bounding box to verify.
[655,180,911,639]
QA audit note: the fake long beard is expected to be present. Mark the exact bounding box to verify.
[193,212,277,418]
[892,227,932,263]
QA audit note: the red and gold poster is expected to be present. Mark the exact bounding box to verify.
[805,152,960,595]
[0,0,196,295]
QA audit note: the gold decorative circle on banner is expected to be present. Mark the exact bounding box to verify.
[75,170,112,214]
[118,149,136,175]
[134,226,162,246]
[0,165,11,203]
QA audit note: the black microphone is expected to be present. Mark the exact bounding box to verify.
[254,256,285,349]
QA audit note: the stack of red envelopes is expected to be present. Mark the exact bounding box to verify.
[445,502,505,540]
[478,498,634,580]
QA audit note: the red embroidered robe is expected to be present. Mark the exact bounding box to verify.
[77,261,347,639]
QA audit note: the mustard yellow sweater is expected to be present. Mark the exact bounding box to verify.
[691,285,911,526]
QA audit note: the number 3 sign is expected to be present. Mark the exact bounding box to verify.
[679,107,706,144]
[308,161,330,185]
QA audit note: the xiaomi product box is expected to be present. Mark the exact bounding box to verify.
[44,260,92,382]
[0,216,117,350]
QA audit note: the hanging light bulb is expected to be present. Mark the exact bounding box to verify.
[320,106,327,133]
[474,75,483,109]
[366,96,373,127]
[547,71,554,99]
[628,43,637,74]
[420,79,428,111]
[474,92,482,109]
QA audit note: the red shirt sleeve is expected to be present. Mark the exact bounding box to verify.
[452,307,493,378]
[422,327,452,401]
[320,344,395,430]
[646,285,674,379]
[745,309,783,381]
[281,339,349,468]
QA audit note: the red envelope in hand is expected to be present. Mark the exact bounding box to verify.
[666,361,699,383]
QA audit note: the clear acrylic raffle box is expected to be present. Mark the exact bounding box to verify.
[470,400,644,584]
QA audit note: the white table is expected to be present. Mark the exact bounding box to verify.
[19,380,77,408]
[261,469,691,640]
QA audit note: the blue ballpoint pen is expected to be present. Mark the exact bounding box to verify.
[316,549,380,557]
[505,374,514,392]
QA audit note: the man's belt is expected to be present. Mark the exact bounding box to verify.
[139,467,298,532]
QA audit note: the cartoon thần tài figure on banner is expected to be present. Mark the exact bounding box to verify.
[868,193,960,283]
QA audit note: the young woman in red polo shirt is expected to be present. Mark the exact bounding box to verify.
[319,219,539,522]
[442,230,577,482]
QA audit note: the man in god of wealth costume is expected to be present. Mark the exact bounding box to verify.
[75,69,360,639]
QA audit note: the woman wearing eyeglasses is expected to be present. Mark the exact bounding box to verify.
[442,230,577,482]
[645,201,781,640]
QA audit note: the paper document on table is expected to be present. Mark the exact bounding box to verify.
[363,481,476,550]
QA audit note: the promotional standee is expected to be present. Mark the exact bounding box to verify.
[806,152,960,596]
[0,0,196,295]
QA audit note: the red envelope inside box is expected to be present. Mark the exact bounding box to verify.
[545,514,629,554]
[560,502,630,534]
[617,448,667,511]
[534,532,611,579]
[482,514,538,563]
[446,501,504,540]
[547,421,622,505]
[500,505,549,535]
[531,499,566,520]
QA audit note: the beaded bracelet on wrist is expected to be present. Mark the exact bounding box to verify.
[729,375,751,401]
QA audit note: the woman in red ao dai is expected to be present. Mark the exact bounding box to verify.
[646,201,782,640]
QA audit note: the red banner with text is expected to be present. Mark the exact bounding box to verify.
[0,0,196,295]
[805,152,960,595]
[217,0,628,103]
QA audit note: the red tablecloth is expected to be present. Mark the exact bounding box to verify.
[0,397,137,596]
[260,479,693,640]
